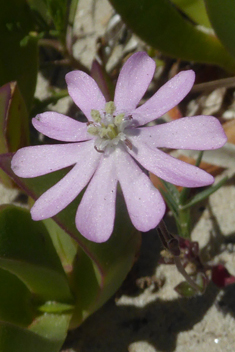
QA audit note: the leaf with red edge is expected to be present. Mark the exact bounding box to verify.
[90,59,115,102]
[0,82,29,187]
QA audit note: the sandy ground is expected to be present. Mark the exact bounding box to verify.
[4,0,235,351]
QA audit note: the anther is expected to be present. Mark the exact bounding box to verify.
[91,109,101,122]
[105,101,116,115]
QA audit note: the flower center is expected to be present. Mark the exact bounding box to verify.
[87,101,132,152]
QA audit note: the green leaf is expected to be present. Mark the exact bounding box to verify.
[0,154,141,328]
[205,0,235,60]
[0,320,67,352]
[27,0,48,22]
[29,312,71,341]
[180,176,228,210]
[159,178,180,205]
[43,218,78,273]
[0,268,33,327]
[68,0,80,26]
[175,272,207,296]
[0,82,30,187]
[158,179,180,221]
[108,0,235,72]
[34,0,68,40]
[159,187,179,220]
[4,82,30,153]
[0,204,73,302]
[171,0,211,28]
[0,0,38,109]
[38,301,74,313]
[174,280,197,297]
[45,0,67,33]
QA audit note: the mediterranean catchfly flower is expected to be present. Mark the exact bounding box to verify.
[11,52,227,242]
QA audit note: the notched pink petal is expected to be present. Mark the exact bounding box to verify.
[116,147,165,231]
[76,153,117,243]
[66,71,106,120]
[129,142,214,188]
[131,116,227,150]
[114,52,156,113]
[132,70,195,125]
[30,141,101,220]
[11,143,87,178]
[32,112,91,142]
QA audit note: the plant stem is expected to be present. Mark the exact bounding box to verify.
[174,257,202,293]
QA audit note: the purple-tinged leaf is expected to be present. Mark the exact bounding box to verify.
[91,59,114,101]
[0,82,29,187]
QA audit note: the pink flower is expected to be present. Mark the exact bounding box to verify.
[11,52,227,243]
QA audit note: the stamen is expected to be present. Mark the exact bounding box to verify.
[91,109,101,122]
[105,101,116,115]
[99,127,108,138]
[106,125,116,139]
[87,125,98,135]
[88,103,132,152]
[114,113,125,126]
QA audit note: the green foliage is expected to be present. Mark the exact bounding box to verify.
[43,0,67,35]
[174,280,198,297]
[0,0,38,109]
[159,172,227,238]
[0,320,69,352]
[0,205,74,352]
[43,218,78,273]
[27,0,79,42]
[0,205,73,302]
[109,0,235,72]
[171,0,211,28]
[29,313,71,341]
[0,82,30,187]
[205,0,235,60]
[180,176,228,210]
[0,268,33,327]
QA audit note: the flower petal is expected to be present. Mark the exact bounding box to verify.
[132,70,195,125]
[129,142,214,187]
[31,142,101,220]
[116,147,165,231]
[129,116,227,150]
[11,143,90,177]
[76,153,117,243]
[32,112,91,142]
[114,52,156,113]
[66,71,106,120]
